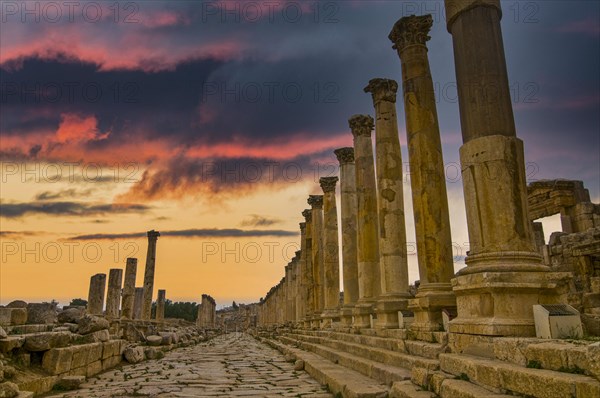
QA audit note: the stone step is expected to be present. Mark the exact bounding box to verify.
[389,381,436,398]
[440,353,600,398]
[264,338,389,398]
[437,379,517,398]
[292,330,445,359]
[284,333,440,371]
[279,335,412,387]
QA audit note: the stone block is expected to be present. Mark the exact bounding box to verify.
[0,381,19,398]
[146,336,162,346]
[123,346,144,363]
[0,337,25,354]
[525,342,569,371]
[77,315,109,335]
[87,343,103,363]
[101,355,121,371]
[102,340,121,359]
[55,375,85,391]
[26,303,57,324]
[587,342,600,381]
[70,346,89,369]
[42,348,73,375]
[23,332,71,352]
[0,309,27,327]
[86,360,102,377]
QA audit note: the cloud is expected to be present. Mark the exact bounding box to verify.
[0,230,47,239]
[0,201,150,218]
[557,17,600,36]
[240,214,282,227]
[68,228,299,240]
[35,188,94,201]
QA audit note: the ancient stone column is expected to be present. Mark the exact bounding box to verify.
[87,273,106,315]
[440,1,569,336]
[301,211,315,328]
[320,177,341,327]
[294,250,303,323]
[364,78,411,329]
[334,147,360,327]
[141,230,160,320]
[133,287,144,319]
[298,222,308,325]
[350,114,381,329]
[308,195,325,328]
[285,264,292,323]
[155,289,166,322]
[121,258,137,319]
[105,268,123,319]
[389,16,457,331]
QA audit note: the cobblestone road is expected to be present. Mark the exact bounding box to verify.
[48,333,332,397]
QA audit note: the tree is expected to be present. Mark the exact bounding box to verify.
[69,298,88,306]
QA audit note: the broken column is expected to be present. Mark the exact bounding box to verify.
[350,114,381,329]
[308,195,325,328]
[105,268,123,319]
[334,147,360,326]
[155,289,166,322]
[389,15,457,331]
[133,287,144,320]
[121,258,137,319]
[141,230,160,320]
[87,273,106,315]
[441,0,568,336]
[320,176,341,327]
[364,78,411,329]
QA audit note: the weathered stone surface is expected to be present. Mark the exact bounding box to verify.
[77,329,110,344]
[77,315,109,335]
[42,348,73,375]
[294,359,305,370]
[144,347,164,360]
[123,346,144,363]
[146,336,162,346]
[55,376,85,391]
[0,382,19,398]
[0,328,6,340]
[57,308,84,324]
[23,332,71,351]
[588,342,600,380]
[0,309,27,327]
[6,301,27,309]
[26,303,57,324]
[0,337,25,353]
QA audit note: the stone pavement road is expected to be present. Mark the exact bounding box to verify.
[47,332,333,397]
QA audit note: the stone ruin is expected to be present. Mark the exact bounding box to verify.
[195,294,217,330]
[0,230,214,397]
[254,3,600,398]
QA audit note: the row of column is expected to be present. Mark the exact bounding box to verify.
[86,230,167,322]
[259,0,562,337]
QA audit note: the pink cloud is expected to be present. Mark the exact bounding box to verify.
[558,17,600,36]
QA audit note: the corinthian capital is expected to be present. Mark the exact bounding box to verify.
[364,78,398,104]
[389,14,433,51]
[302,209,312,222]
[319,176,339,193]
[307,195,324,209]
[334,147,354,165]
[348,114,374,137]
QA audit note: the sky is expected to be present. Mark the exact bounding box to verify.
[0,0,599,308]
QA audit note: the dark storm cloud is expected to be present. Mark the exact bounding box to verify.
[68,228,298,240]
[35,188,94,201]
[0,201,150,218]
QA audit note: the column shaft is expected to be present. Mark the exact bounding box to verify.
[105,268,123,319]
[335,148,359,326]
[87,273,106,315]
[350,115,380,329]
[121,258,137,319]
[308,195,325,327]
[156,289,166,322]
[141,230,160,320]
[320,177,341,326]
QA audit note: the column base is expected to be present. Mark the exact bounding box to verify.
[321,308,340,329]
[375,293,411,329]
[352,300,375,329]
[449,255,571,336]
[409,283,456,332]
[340,305,354,326]
[311,312,322,329]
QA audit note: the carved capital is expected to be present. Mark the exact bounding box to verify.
[364,78,398,104]
[334,147,354,165]
[299,222,306,232]
[302,209,312,222]
[147,230,161,240]
[319,176,339,193]
[307,195,323,209]
[389,14,433,51]
[348,114,374,137]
